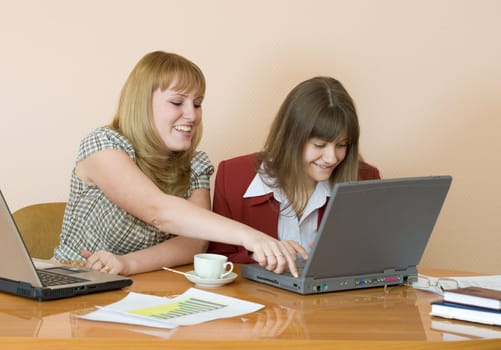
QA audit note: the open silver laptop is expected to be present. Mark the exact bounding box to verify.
[0,190,132,301]
[241,176,452,295]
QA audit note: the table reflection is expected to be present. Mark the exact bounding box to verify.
[66,283,427,340]
[235,283,427,340]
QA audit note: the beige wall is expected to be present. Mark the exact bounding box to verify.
[0,0,499,274]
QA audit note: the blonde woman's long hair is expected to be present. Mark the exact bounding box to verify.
[110,51,205,197]
[259,76,360,216]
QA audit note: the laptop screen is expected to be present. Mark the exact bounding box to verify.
[305,176,452,278]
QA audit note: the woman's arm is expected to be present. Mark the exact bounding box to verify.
[83,188,210,275]
[77,149,306,276]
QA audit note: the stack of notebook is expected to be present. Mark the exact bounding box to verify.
[430,286,501,326]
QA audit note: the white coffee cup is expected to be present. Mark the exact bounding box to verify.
[194,253,234,279]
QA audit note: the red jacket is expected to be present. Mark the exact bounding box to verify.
[208,153,381,263]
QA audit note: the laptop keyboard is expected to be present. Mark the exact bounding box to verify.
[37,269,87,286]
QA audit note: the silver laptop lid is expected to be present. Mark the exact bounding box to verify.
[0,191,43,287]
[303,176,452,278]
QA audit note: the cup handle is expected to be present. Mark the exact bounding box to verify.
[220,261,234,279]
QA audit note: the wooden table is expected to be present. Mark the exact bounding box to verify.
[1,266,500,349]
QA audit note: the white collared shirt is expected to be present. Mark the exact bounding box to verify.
[244,171,331,253]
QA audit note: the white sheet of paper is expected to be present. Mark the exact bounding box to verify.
[78,288,264,329]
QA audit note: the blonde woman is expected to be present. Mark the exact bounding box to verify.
[53,51,306,277]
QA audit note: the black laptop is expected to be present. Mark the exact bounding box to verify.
[0,190,132,301]
[241,176,452,295]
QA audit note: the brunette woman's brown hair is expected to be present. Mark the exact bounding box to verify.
[259,76,359,215]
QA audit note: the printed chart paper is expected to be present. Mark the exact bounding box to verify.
[78,288,264,328]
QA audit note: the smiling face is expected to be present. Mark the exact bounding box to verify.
[302,132,348,188]
[151,86,203,151]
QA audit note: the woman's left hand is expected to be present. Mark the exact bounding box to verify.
[80,250,129,275]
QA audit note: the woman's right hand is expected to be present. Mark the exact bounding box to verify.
[244,233,308,278]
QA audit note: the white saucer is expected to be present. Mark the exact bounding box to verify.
[184,270,238,288]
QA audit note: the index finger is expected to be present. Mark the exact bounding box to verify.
[282,248,299,278]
